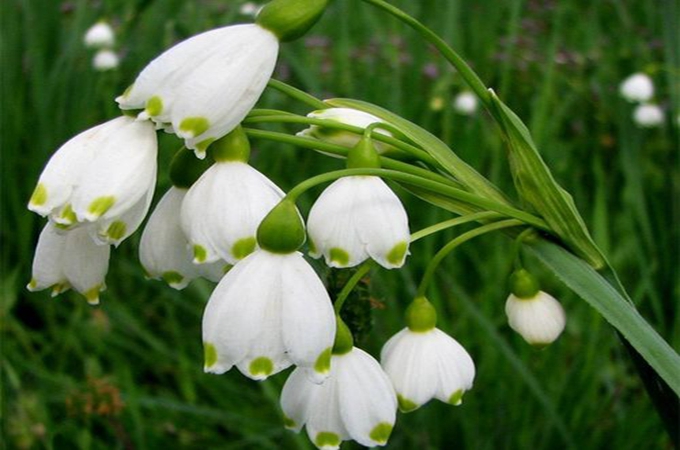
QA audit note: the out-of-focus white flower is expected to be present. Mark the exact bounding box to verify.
[180,161,284,265]
[307,176,409,269]
[116,24,278,158]
[619,73,654,103]
[505,291,566,346]
[84,21,115,49]
[28,116,157,243]
[381,327,475,412]
[202,249,335,382]
[92,49,120,71]
[453,91,478,115]
[140,187,226,289]
[28,222,110,305]
[633,103,664,128]
[281,346,397,450]
[240,2,263,17]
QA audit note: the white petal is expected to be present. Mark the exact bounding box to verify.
[429,329,475,404]
[304,369,350,449]
[62,226,111,304]
[280,368,317,432]
[506,292,566,345]
[28,222,68,292]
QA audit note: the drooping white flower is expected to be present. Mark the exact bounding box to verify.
[181,161,284,265]
[140,187,226,289]
[505,291,566,345]
[202,249,335,382]
[84,21,115,49]
[307,176,409,269]
[619,73,654,103]
[116,24,279,157]
[27,116,157,240]
[93,49,120,71]
[28,222,110,305]
[281,346,397,450]
[381,327,475,412]
[453,91,478,115]
[633,103,664,128]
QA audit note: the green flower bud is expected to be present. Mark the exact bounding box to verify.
[332,315,354,355]
[257,199,306,253]
[169,148,213,188]
[509,268,540,299]
[256,0,329,42]
[209,126,251,163]
[346,136,381,169]
[405,296,437,332]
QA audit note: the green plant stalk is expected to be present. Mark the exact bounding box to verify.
[266,78,327,109]
[333,263,373,314]
[410,211,503,243]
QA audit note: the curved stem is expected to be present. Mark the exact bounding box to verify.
[334,263,374,314]
[410,211,503,243]
[417,219,525,297]
[266,79,327,109]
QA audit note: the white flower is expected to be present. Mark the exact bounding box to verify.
[28,222,110,305]
[93,49,120,71]
[453,91,478,115]
[240,2,263,17]
[202,249,335,382]
[181,161,284,265]
[116,24,278,158]
[633,103,664,128]
[619,73,654,103]
[28,116,157,242]
[505,291,566,345]
[281,347,397,450]
[140,187,226,289]
[307,176,409,269]
[84,21,115,49]
[381,327,475,412]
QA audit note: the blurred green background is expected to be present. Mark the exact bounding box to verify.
[1,0,678,448]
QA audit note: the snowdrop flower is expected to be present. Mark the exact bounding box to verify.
[453,91,478,115]
[28,222,110,305]
[28,116,157,244]
[84,21,115,49]
[381,298,475,412]
[92,49,120,71]
[633,103,664,128]
[140,187,226,289]
[505,269,566,346]
[619,73,654,103]
[240,2,263,17]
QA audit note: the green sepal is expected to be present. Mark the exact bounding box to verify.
[256,0,328,42]
[347,136,381,169]
[508,268,540,299]
[209,126,251,163]
[169,147,213,188]
[256,199,306,253]
[405,296,437,332]
[332,316,354,355]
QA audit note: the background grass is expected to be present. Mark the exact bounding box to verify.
[1,0,678,448]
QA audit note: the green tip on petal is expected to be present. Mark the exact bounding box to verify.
[397,395,420,413]
[195,138,216,155]
[314,347,332,374]
[84,284,102,305]
[232,237,257,260]
[29,183,48,207]
[249,357,274,378]
[386,241,408,267]
[314,431,340,448]
[179,117,210,137]
[509,268,540,299]
[329,247,349,266]
[145,96,163,116]
[59,204,78,225]
[120,84,134,98]
[27,278,37,290]
[405,296,437,332]
[193,245,208,263]
[283,416,297,429]
[51,282,70,297]
[369,422,393,444]
[204,342,218,368]
[448,389,464,406]
[106,220,127,241]
[87,196,116,219]
[162,271,184,286]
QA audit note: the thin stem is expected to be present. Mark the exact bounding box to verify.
[410,211,503,243]
[334,263,374,314]
[511,228,538,270]
[417,220,525,297]
[266,79,327,109]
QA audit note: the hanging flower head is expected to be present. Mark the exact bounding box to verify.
[619,73,654,103]
[633,103,664,128]
[83,21,115,49]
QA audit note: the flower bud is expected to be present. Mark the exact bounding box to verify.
[256,0,328,42]
[257,199,306,253]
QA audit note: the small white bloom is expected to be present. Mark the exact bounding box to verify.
[453,91,478,115]
[28,222,110,305]
[307,176,409,269]
[619,73,654,103]
[116,24,278,158]
[28,116,157,240]
[281,347,397,450]
[92,49,120,71]
[181,161,284,265]
[381,328,475,412]
[505,291,566,345]
[140,187,226,289]
[239,2,263,17]
[633,103,664,128]
[84,21,115,49]
[202,249,335,381]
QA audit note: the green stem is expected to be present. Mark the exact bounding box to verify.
[417,220,524,297]
[266,79,327,109]
[410,211,503,242]
[334,263,373,314]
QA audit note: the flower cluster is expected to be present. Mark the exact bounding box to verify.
[83,21,120,71]
[619,72,664,128]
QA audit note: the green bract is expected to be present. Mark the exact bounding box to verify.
[508,268,540,299]
[256,199,306,253]
[256,0,329,42]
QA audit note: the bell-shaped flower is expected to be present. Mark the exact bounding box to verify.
[307,176,409,269]
[93,49,120,71]
[281,346,397,450]
[453,91,478,115]
[202,249,335,382]
[633,103,664,128]
[83,21,115,49]
[140,186,226,289]
[116,24,278,157]
[619,73,654,103]
[505,291,566,346]
[27,222,110,305]
[27,116,158,239]
[181,161,284,265]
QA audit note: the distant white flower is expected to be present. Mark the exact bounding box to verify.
[633,103,664,128]
[505,291,566,345]
[202,249,335,382]
[28,116,157,240]
[307,176,409,269]
[239,2,263,17]
[116,24,278,158]
[28,222,110,305]
[453,91,478,115]
[619,73,654,103]
[84,21,115,49]
[93,49,120,71]
[381,327,475,412]
[181,161,284,265]
[140,187,226,289]
[281,346,397,450]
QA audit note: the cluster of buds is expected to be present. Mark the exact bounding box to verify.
[83,21,120,71]
[619,73,664,128]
